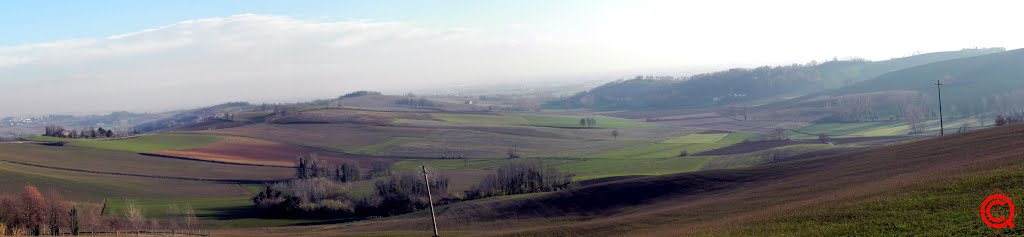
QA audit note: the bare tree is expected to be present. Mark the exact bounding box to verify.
[182,204,197,235]
[764,149,785,164]
[817,133,830,144]
[122,199,144,235]
[771,128,787,141]
[166,204,180,235]
[367,160,393,179]
[44,189,70,236]
[507,145,520,159]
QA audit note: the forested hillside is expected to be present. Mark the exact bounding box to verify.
[834,48,1024,116]
[555,48,1003,110]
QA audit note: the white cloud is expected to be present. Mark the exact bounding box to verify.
[0,14,622,116]
[3,1,1024,116]
[0,56,34,68]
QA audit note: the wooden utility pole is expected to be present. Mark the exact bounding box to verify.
[421,165,440,237]
[936,80,944,136]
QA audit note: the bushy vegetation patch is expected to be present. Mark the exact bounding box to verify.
[464,160,574,199]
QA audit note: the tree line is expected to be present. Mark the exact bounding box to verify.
[0,185,200,236]
[254,154,450,218]
[578,117,598,127]
[253,155,575,219]
[43,126,134,139]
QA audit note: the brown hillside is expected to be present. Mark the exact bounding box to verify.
[218,123,1024,236]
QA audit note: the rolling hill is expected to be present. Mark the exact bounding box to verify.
[554,48,1003,110]
[746,47,1024,123]
[834,47,1024,112]
[239,123,1024,236]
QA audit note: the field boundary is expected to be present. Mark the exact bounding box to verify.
[139,153,294,168]
[0,160,283,184]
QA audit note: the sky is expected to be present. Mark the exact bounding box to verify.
[2,0,1023,116]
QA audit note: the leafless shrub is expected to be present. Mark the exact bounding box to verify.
[367,160,392,178]
[764,149,785,164]
[368,171,450,216]
[464,160,574,199]
[122,199,145,235]
[254,178,354,217]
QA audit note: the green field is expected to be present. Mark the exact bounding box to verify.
[25,133,224,153]
[347,137,422,155]
[586,132,756,159]
[104,196,252,219]
[102,196,343,228]
[431,113,653,129]
[788,122,903,138]
[0,143,291,181]
[701,144,840,170]
[0,156,250,201]
[790,118,983,139]
[560,156,716,180]
[661,133,729,144]
[718,165,1024,236]
[521,114,653,128]
[431,113,529,126]
[393,158,512,170]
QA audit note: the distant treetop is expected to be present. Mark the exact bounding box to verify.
[339,91,383,99]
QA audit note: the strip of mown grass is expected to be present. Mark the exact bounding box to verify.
[25,133,223,153]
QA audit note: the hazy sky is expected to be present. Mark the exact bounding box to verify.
[2,0,1022,116]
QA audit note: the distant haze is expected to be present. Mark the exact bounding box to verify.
[2,0,1022,116]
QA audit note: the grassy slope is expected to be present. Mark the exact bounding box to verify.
[560,132,758,180]
[701,143,839,170]
[560,156,716,180]
[25,133,223,153]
